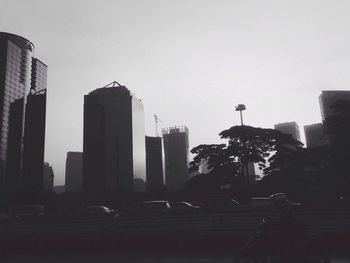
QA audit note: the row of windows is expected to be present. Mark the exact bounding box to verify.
[4,88,25,98]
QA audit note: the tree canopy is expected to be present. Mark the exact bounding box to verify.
[189,125,303,185]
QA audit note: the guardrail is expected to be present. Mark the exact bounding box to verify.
[0,209,349,240]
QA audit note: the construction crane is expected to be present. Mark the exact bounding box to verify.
[154,114,163,137]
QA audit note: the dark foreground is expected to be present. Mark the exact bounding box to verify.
[0,235,350,263]
[0,209,349,262]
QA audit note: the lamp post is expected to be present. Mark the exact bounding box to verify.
[235,104,246,126]
[235,104,249,186]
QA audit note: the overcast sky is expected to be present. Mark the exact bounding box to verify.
[2,0,350,185]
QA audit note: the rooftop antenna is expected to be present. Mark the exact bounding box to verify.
[102,81,122,88]
[154,114,163,137]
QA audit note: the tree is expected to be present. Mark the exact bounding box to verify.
[189,125,303,193]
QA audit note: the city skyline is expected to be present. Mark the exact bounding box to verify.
[2,1,350,185]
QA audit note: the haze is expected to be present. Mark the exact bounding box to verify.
[1,0,350,185]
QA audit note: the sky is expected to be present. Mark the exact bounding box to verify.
[1,0,350,186]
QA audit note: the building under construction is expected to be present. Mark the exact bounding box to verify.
[162,126,189,191]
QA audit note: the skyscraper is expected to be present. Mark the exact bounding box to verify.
[145,136,164,191]
[83,81,146,200]
[0,32,47,192]
[319,90,350,145]
[21,90,47,191]
[304,123,325,148]
[43,162,54,192]
[65,151,83,193]
[162,126,189,191]
[274,121,301,141]
[319,90,350,121]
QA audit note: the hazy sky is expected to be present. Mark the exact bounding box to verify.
[2,0,350,185]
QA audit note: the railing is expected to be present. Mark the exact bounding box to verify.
[0,209,349,240]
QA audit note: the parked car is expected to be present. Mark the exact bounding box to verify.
[9,205,45,218]
[123,200,171,216]
[248,197,276,210]
[80,206,116,218]
[248,194,302,211]
[268,193,287,202]
[169,201,201,214]
[205,198,243,213]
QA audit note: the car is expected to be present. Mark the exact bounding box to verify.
[205,198,242,213]
[248,197,275,209]
[121,201,171,216]
[9,205,45,219]
[169,201,201,214]
[248,194,302,211]
[268,193,287,202]
[80,206,116,218]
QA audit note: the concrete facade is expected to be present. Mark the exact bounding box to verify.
[304,123,325,148]
[65,152,83,193]
[145,136,164,191]
[274,121,301,141]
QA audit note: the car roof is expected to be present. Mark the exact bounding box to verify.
[142,200,168,204]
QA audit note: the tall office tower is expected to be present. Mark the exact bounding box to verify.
[162,126,189,191]
[319,90,350,121]
[65,151,83,193]
[319,90,350,145]
[274,121,301,141]
[83,82,146,200]
[21,90,47,191]
[145,136,164,191]
[0,32,47,191]
[43,162,54,191]
[304,123,325,148]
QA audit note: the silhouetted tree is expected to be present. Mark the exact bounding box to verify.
[188,125,303,196]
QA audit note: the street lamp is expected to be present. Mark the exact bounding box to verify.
[235,104,246,126]
[235,104,249,185]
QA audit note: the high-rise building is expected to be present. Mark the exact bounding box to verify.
[304,123,325,148]
[65,151,83,193]
[162,126,189,191]
[43,162,54,191]
[0,32,47,191]
[274,121,301,141]
[21,90,47,191]
[319,90,350,121]
[145,136,164,191]
[83,81,146,200]
[319,90,350,145]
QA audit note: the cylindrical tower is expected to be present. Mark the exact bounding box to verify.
[0,32,34,184]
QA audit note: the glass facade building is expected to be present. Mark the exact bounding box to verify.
[0,33,33,167]
[0,32,47,192]
[83,83,146,200]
